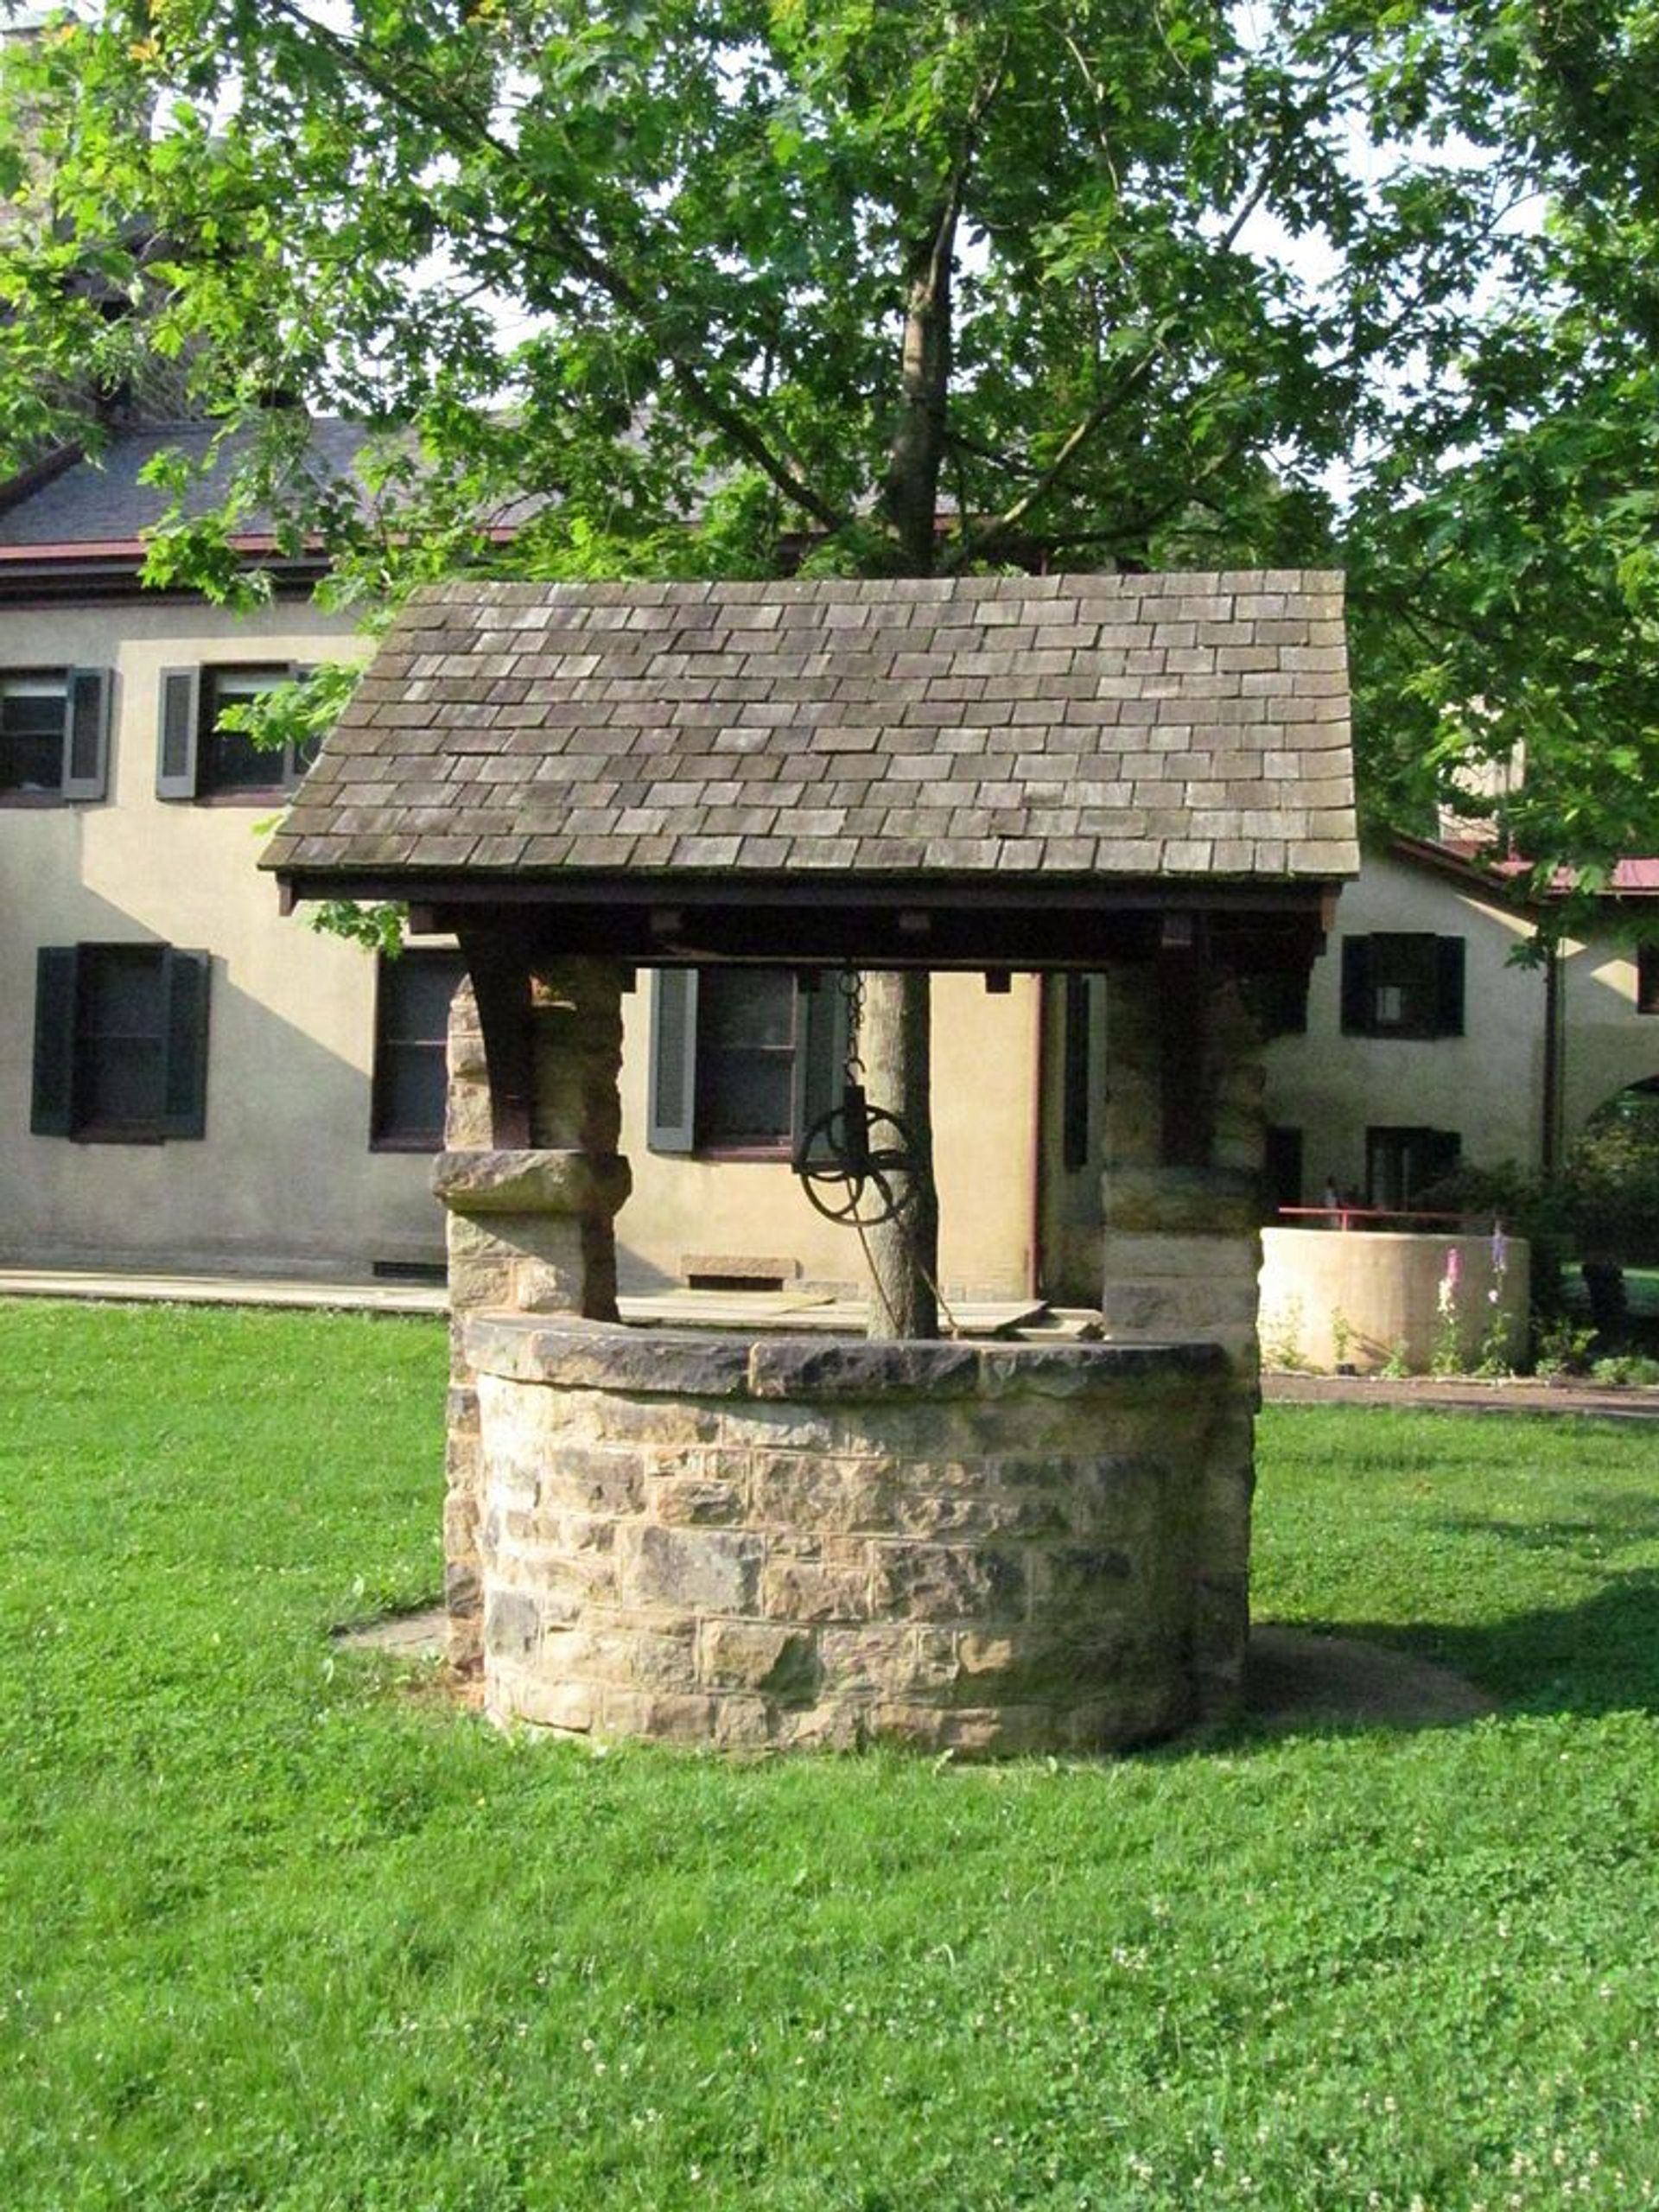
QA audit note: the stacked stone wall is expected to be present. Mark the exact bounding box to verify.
[467,1318,1249,1756]
[1098,963,1267,1376]
[1089,963,1268,1706]
[439,962,630,1670]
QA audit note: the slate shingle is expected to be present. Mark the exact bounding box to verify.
[266,573,1358,885]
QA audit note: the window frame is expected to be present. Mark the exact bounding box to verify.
[156,663,316,803]
[30,942,211,1143]
[692,967,802,1158]
[370,949,466,1153]
[1364,1124,1461,1212]
[647,968,849,1160]
[1340,932,1465,1039]
[1263,1124,1306,1219]
[0,667,111,804]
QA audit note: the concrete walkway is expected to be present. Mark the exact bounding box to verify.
[0,1267,1080,1340]
[0,1265,448,1315]
[1263,1369,1659,1421]
[5,1267,1653,1414]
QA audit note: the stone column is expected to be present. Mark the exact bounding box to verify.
[435,957,631,1670]
[1096,958,1266,1717]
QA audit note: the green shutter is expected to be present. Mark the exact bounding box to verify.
[156,667,200,798]
[1062,974,1091,1172]
[1435,937,1466,1038]
[1339,936,1372,1034]
[159,949,211,1139]
[30,947,79,1135]
[62,668,111,800]
[792,974,851,1155]
[648,969,699,1153]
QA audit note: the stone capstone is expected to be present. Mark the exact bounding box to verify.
[432,1148,632,1219]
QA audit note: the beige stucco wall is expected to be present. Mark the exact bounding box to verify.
[0,596,448,1275]
[1265,851,1548,1198]
[1560,936,1659,1132]
[613,971,1042,1303]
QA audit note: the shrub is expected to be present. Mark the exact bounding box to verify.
[1567,1093,1659,1268]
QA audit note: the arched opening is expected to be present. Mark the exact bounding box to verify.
[1568,1077,1659,1344]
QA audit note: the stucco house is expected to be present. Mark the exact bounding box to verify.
[3,424,1655,1301]
[1261,835,1659,1218]
[0,423,446,1277]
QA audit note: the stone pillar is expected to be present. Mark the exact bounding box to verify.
[435,957,631,1671]
[1096,959,1266,1717]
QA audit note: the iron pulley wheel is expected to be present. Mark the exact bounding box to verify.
[793,1083,921,1227]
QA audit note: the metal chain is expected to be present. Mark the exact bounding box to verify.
[840,965,864,1081]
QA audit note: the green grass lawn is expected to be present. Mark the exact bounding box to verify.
[3,1300,1657,2212]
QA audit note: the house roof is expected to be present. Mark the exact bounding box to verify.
[0,417,372,545]
[0,416,380,599]
[1393,834,1659,904]
[265,573,1357,930]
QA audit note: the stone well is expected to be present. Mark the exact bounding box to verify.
[1259,1227,1530,1374]
[466,1315,1252,1755]
[269,578,1363,1757]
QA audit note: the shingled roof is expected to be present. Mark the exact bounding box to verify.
[264,571,1357,900]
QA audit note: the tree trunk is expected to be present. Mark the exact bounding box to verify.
[860,969,938,1339]
[859,188,962,1339]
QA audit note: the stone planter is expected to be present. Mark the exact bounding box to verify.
[463,1316,1253,1756]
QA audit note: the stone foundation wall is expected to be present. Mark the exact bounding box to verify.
[467,1317,1249,1756]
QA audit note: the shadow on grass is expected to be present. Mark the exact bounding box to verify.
[1435,1482,1659,1544]
[1266,1567,1659,1726]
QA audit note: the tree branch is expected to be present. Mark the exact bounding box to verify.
[955,330,1166,564]
[257,0,849,534]
[880,54,1006,572]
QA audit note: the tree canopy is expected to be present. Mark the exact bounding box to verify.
[8,0,1656,887]
[0,3,1501,574]
[5,1,1657,890]
[1351,0,1659,893]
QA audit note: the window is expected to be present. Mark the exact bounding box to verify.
[1365,1126,1460,1211]
[0,669,111,802]
[648,969,849,1155]
[1637,942,1659,1016]
[31,944,210,1141]
[156,664,317,801]
[1340,933,1465,1039]
[372,950,465,1149]
[1263,1125,1305,1218]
